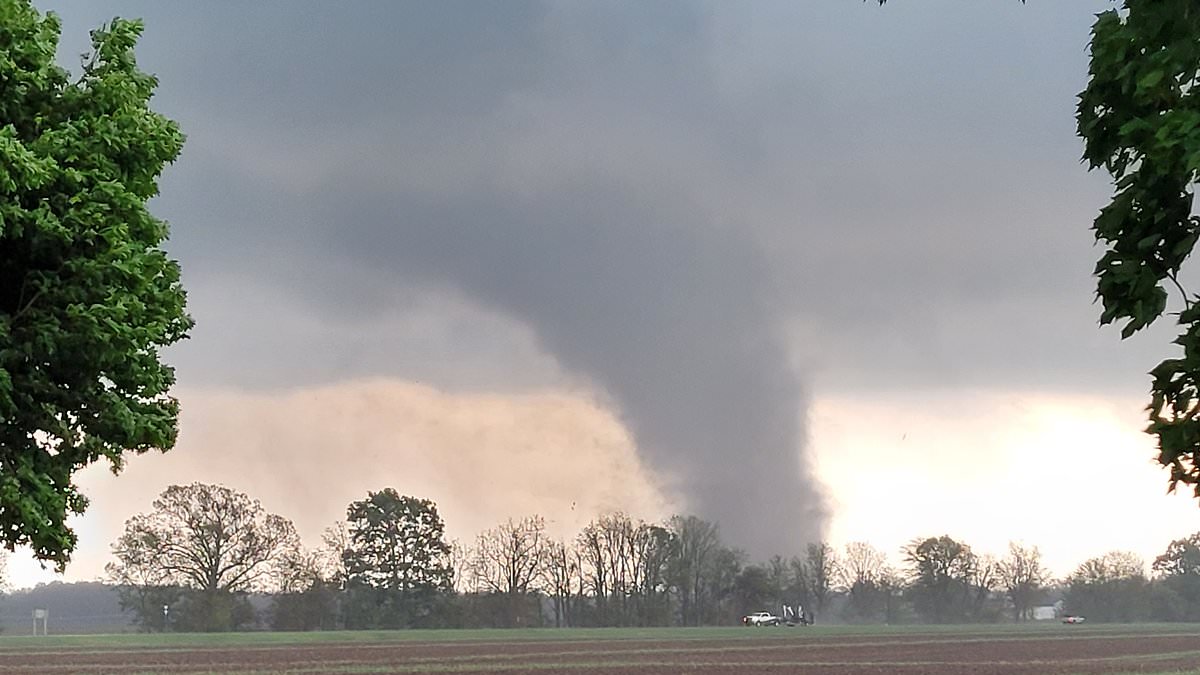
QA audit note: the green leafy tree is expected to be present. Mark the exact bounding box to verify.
[1153,532,1200,577]
[665,515,722,626]
[1065,551,1151,622]
[1076,0,1200,497]
[342,489,452,628]
[732,564,774,616]
[700,545,744,625]
[0,1,189,568]
[878,565,906,625]
[904,535,978,623]
[1151,532,1200,621]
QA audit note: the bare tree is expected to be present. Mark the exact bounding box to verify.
[969,554,1000,620]
[106,540,180,632]
[805,542,838,618]
[839,542,887,589]
[470,515,548,626]
[787,555,812,611]
[447,539,472,593]
[596,514,634,622]
[471,515,548,595]
[626,521,675,626]
[542,538,582,627]
[275,547,325,595]
[578,518,610,622]
[578,512,644,625]
[839,541,888,623]
[269,545,341,631]
[997,542,1047,622]
[310,521,350,590]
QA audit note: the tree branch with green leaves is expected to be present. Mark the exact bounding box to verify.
[1078,0,1200,496]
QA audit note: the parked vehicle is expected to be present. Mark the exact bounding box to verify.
[1062,615,1086,624]
[742,611,781,626]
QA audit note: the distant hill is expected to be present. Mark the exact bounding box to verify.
[0,582,133,635]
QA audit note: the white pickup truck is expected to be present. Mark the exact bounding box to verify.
[742,611,781,626]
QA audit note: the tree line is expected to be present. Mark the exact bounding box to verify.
[104,483,1200,632]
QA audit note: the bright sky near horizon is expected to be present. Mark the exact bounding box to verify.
[9,0,1199,588]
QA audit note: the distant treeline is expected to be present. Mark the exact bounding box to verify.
[14,483,1200,632]
[0,582,128,635]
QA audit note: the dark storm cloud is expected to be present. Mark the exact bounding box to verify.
[43,0,1152,550]
[51,0,831,551]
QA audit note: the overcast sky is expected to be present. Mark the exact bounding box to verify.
[12,0,1199,587]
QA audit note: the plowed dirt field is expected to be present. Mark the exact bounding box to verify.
[1,625,1198,674]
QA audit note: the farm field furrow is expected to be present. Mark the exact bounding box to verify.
[1,625,1199,674]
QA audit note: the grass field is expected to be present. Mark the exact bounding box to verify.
[0,623,1197,674]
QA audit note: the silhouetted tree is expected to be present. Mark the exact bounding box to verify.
[702,545,745,625]
[341,489,452,628]
[997,543,1048,622]
[576,512,674,626]
[542,539,583,627]
[1065,551,1150,622]
[878,565,905,624]
[1151,533,1200,621]
[269,547,339,631]
[628,522,675,626]
[469,516,548,627]
[786,555,813,616]
[839,542,888,623]
[904,535,977,623]
[734,564,774,616]
[666,515,722,626]
[106,483,299,631]
[805,542,838,619]
[315,521,351,590]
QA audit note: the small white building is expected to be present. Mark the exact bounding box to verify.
[1032,600,1063,621]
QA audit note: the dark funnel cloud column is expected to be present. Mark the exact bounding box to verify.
[330,188,828,556]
